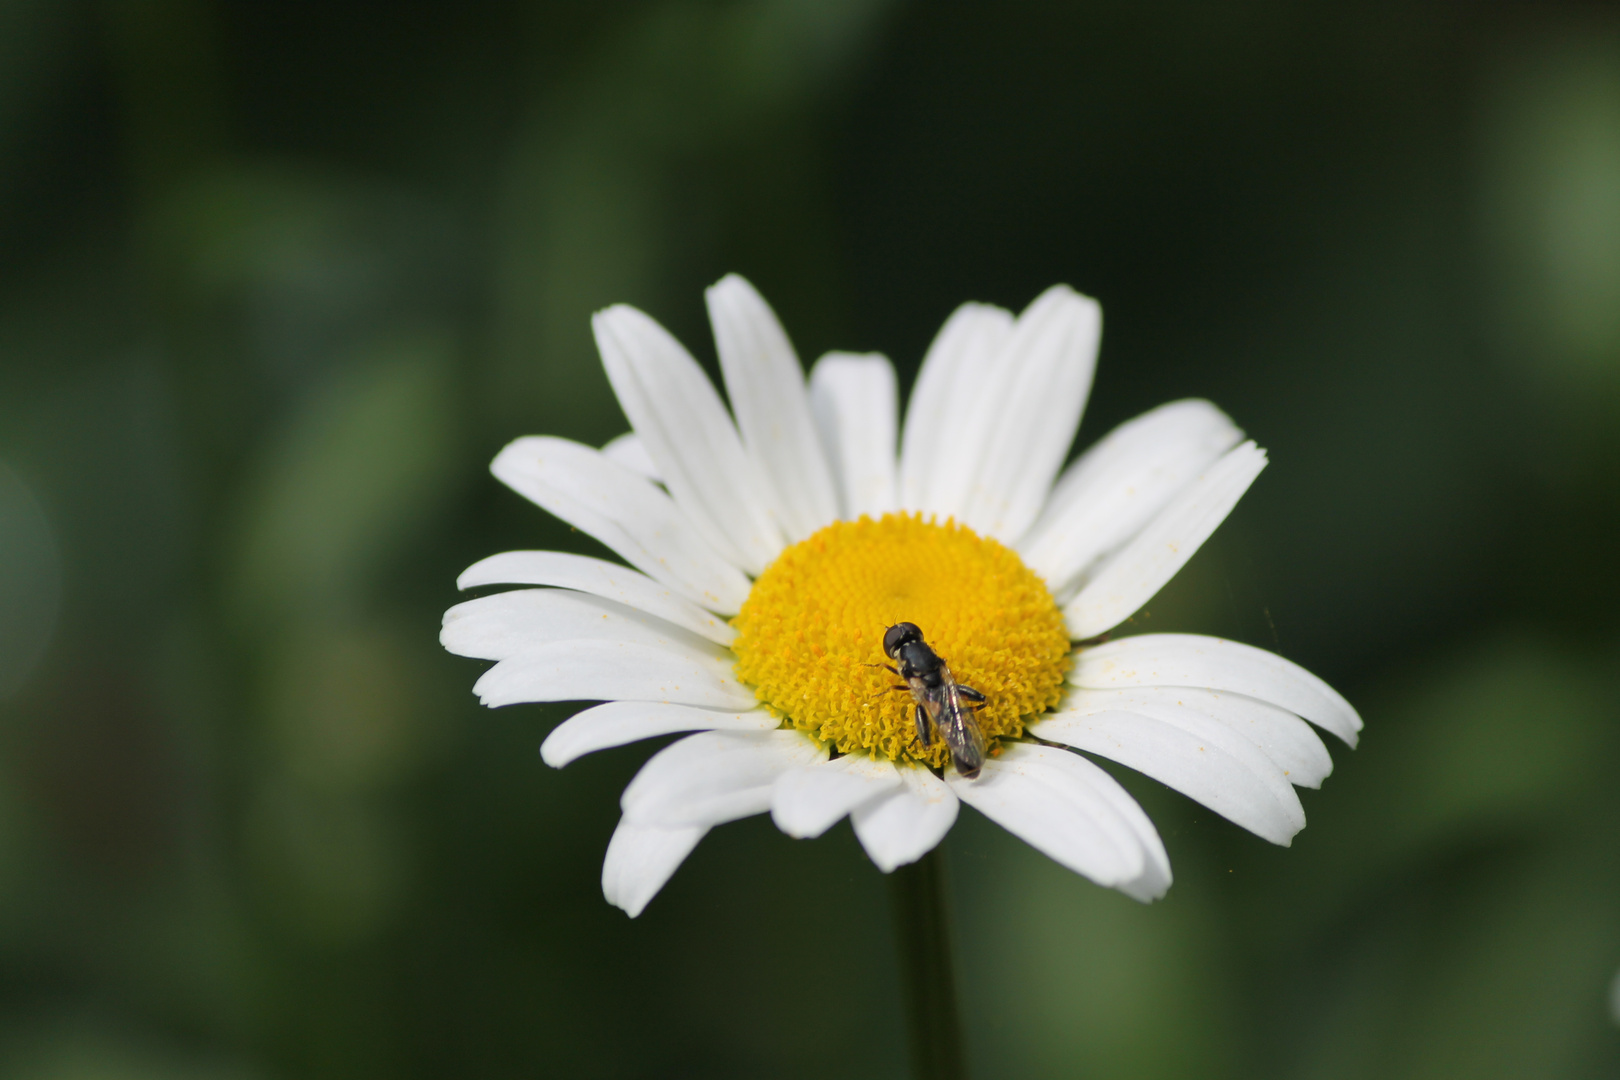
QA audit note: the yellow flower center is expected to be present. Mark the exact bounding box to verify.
[732,512,1072,770]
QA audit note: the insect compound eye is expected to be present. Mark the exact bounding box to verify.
[883,622,922,657]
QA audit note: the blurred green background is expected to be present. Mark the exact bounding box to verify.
[2,1,1618,1077]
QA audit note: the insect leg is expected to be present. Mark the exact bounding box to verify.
[957,685,986,703]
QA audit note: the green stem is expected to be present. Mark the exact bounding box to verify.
[888,846,968,1080]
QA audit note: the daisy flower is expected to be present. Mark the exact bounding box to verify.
[443,274,1362,917]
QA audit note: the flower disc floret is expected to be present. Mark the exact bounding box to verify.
[732,512,1071,769]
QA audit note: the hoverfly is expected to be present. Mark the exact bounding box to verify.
[881,622,988,779]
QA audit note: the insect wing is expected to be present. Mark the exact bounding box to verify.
[910,679,950,746]
[937,684,987,777]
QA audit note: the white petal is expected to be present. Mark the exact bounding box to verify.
[455,551,735,646]
[947,742,1171,901]
[541,702,778,768]
[771,753,904,839]
[898,302,1014,517]
[1077,758,1174,904]
[1071,633,1363,747]
[706,275,839,541]
[621,729,827,829]
[850,766,959,872]
[1064,441,1267,639]
[491,436,751,614]
[808,352,899,520]
[442,588,731,662]
[601,431,662,482]
[955,286,1103,541]
[1030,703,1306,846]
[472,640,755,710]
[1054,685,1332,788]
[592,305,783,573]
[602,817,708,918]
[1018,400,1244,596]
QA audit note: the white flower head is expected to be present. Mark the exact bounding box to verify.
[443,274,1362,917]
